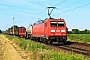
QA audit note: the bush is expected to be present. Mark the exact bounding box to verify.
[68,34,90,43]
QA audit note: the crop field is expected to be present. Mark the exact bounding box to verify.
[68,34,90,43]
[3,34,90,60]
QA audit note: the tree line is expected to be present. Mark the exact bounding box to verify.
[68,29,90,34]
[0,29,2,33]
[0,25,18,34]
[6,25,18,31]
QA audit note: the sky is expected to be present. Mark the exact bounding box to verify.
[0,0,90,31]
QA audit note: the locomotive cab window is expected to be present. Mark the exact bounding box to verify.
[50,22,57,26]
[58,22,64,26]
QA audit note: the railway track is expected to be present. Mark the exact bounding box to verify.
[25,38,90,57]
[59,45,90,56]
[47,41,90,57]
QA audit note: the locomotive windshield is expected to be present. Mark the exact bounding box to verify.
[50,22,57,26]
[50,21,64,26]
[58,22,64,26]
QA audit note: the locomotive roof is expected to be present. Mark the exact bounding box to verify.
[33,18,65,25]
[45,18,65,21]
[47,18,64,20]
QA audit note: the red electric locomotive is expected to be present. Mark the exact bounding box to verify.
[30,7,67,44]
[31,18,67,44]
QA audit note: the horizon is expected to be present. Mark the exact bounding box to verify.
[0,0,90,31]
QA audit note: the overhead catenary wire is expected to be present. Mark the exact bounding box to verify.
[30,0,67,20]
[54,2,90,15]
[6,0,68,30]
[14,0,86,29]
[46,0,67,18]
[30,0,68,19]
[30,0,66,19]
[20,0,68,23]
[14,18,22,24]
[18,8,47,25]
[26,1,90,29]
[31,8,47,18]
[73,0,81,4]
[55,0,67,6]
[48,0,54,3]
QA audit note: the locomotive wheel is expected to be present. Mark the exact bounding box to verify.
[25,36,28,39]
[37,38,40,42]
[50,40,52,44]
[37,39,40,42]
[45,40,48,44]
[45,41,48,44]
[43,38,46,43]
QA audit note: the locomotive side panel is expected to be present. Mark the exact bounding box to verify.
[44,19,49,39]
[32,23,44,37]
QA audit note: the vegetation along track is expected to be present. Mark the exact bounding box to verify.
[47,41,90,57]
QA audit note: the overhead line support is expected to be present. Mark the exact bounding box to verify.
[47,7,56,18]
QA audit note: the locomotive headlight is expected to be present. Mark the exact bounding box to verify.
[61,30,66,32]
[51,30,55,32]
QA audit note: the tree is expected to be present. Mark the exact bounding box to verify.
[0,30,2,33]
[68,31,72,34]
[83,29,88,34]
[68,28,90,34]
[8,25,18,30]
[79,31,84,34]
[89,30,90,34]
[72,29,79,34]
[11,25,18,29]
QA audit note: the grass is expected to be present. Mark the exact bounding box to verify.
[4,34,90,60]
[4,34,47,51]
[68,34,90,43]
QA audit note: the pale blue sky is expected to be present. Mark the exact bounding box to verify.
[0,0,90,31]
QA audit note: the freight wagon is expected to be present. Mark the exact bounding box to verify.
[6,26,26,37]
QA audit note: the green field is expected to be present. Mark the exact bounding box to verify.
[4,34,90,60]
[68,34,90,43]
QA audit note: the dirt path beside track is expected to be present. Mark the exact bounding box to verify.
[0,40,3,60]
[0,35,23,60]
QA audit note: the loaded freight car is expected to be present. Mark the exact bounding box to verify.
[31,18,67,44]
[6,30,10,35]
[15,26,26,37]
[9,29,13,35]
[6,26,26,37]
[25,28,32,39]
